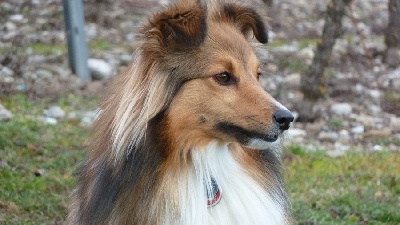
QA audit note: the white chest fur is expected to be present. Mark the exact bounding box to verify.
[172,142,285,225]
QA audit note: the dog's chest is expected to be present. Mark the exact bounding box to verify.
[175,142,285,225]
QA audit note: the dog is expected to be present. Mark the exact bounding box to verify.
[67,0,294,224]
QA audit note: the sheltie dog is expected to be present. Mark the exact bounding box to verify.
[67,0,294,224]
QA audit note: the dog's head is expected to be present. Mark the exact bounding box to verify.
[135,0,293,151]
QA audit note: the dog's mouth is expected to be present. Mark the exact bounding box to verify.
[215,122,283,147]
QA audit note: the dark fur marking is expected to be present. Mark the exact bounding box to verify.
[77,113,169,224]
[222,3,268,44]
[156,4,207,48]
[215,122,278,144]
[258,150,290,208]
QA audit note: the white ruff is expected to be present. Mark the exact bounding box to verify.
[174,141,285,225]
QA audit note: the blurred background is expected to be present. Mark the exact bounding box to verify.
[0,0,399,224]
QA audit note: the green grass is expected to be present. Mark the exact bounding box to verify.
[30,43,66,55]
[0,94,95,224]
[285,145,400,224]
[1,95,399,224]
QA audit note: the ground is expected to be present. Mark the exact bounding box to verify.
[0,0,399,224]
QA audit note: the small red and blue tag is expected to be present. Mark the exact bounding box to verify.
[206,177,222,207]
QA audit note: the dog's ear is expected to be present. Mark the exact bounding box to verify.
[145,1,207,48]
[219,3,268,44]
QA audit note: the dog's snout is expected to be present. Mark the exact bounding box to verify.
[273,110,294,130]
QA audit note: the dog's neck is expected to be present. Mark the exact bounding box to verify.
[159,141,287,225]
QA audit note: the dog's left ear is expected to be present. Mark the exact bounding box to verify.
[219,3,268,44]
[145,1,207,49]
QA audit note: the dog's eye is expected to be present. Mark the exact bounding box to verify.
[214,72,235,85]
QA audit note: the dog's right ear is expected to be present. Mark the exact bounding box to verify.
[144,1,207,49]
[217,3,269,44]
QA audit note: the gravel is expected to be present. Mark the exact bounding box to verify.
[0,0,399,154]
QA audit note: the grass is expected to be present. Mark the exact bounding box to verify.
[30,43,66,55]
[0,94,95,224]
[1,95,399,224]
[285,145,400,225]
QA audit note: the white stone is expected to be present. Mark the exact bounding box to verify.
[9,14,24,22]
[36,69,53,79]
[326,143,348,157]
[4,22,16,31]
[356,114,376,127]
[354,83,364,94]
[339,129,350,141]
[368,89,382,99]
[351,125,365,134]
[44,106,65,119]
[1,67,14,77]
[0,103,13,121]
[298,47,314,60]
[41,117,58,125]
[287,128,307,139]
[372,145,382,151]
[88,58,114,80]
[331,103,352,116]
[368,104,382,115]
[79,110,100,127]
[284,73,301,86]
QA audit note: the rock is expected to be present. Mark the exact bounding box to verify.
[318,131,339,142]
[267,64,278,73]
[355,114,376,127]
[27,55,46,63]
[339,129,350,142]
[364,129,392,138]
[88,58,114,80]
[354,83,364,94]
[368,89,382,99]
[351,125,365,134]
[287,128,307,139]
[44,106,65,119]
[79,110,99,127]
[9,14,24,22]
[297,47,314,62]
[0,103,13,121]
[274,44,298,54]
[40,117,58,125]
[4,22,16,31]
[120,54,133,66]
[34,169,46,177]
[372,145,382,151]
[284,73,301,86]
[331,103,352,116]
[1,67,14,77]
[367,104,382,115]
[326,143,349,158]
[36,69,53,79]
[125,32,135,43]
[390,116,400,132]
[386,48,400,68]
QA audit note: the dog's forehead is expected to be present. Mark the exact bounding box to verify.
[210,22,249,47]
[197,23,258,72]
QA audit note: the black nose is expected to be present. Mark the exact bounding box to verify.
[273,109,294,130]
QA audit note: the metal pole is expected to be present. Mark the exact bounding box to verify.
[63,0,91,82]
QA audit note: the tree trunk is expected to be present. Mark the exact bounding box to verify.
[299,0,353,122]
[385,0,400,68]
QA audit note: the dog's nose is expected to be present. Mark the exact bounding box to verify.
[273,109,294,130]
